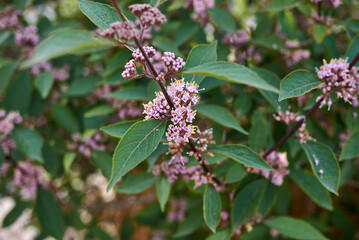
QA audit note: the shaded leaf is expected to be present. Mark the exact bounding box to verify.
[339,130,359,161]
[195,104,247,135]
[101,120,136,138]
[12,128,44,163]
[265,216,328,240]
[203,184,221,232]
[183,62,279,93]
[117,173,158,194]
[212,145,273,170]
[156,177,171,211]
[279,70,321,101]
[107,120,166,190]
[35,72,54,99]
[302,141,340,195]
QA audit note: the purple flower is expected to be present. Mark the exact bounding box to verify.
[14,162,43,198]
[129,4,167,28]
[0,6,21,30]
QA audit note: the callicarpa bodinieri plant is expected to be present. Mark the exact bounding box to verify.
[1,0,359,239]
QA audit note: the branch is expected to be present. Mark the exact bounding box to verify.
[109,0,221,185]
[263,52,359,158]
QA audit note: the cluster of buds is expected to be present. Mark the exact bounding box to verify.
[0,110,22,155]
[129,4,167,28]
[14,162,44,198]
[68,132,106,157]
[167,198,187,222]
[87,84,142,120]
[122,47,185,80]
[143,79,199,143]
[0,6,21,29]
[185,0,215,25]
[15,26,40,57]
[316,58,359,109]
[247,152,289,186]
[188,128,215,160]
[152,154,190,183]
[223,30,250,49]
[31,62,70,82]
[281,40,310,67]
[274,110,313,144]
[99,4,166,42]
[222,30,262,64]
[310,0,341,8]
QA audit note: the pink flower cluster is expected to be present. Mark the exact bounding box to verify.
[185,0,215,25]
[14,162,43,198]
[223,30,250,49]
[122,47,185,80]
[0,110,22,155]
[129,4,167,28]
[0,6,21,29]
[316,58,359,109]
[310,0,341,8]
[99,4,166,42]
[87,84,142,120]
[247,152,289,186]
[152,128,217,188]
[281,40,310,67]
[31,62,70,81]
[15,26,40,49]
[143,79,199,143]
[274,110,313,144]
[68,133,106,157]
[167,198,187,222]
[99,21,137,41]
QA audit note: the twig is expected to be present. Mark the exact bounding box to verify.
[263,53,359,158]
[109,0,221,185]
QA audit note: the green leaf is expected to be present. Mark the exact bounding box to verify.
[279,70,321,101]
[101,120,136,138]
[147,143,168,171]
[91,150,112,180]
[208,8,236,33]
[313,24,328,43]
[249,118,268,152]
[205,229,230,240]
[64,76,98,97]
[76,0,120,30]
[264,216,328,240]
[346,35,359,66]
[231,180,265,232]
[63,152,76,173]
[106,87,148,100]
[84,105,114,118]
[36,188,65,240]
[117,173,158,194]
[339,130,359,161]
[156,177,171,211]
[195,104,247,135]
[265,0,303,11]
[183,62,279,93]
[2,200,29,227]
[0,60,18,95]
[183,42,217,84]
[302,141,340,195]
[0,146,4,167]
[251,36,287,51]
[35,72,54,99]
[251,67,287,111]
[12,128,44,163]
[258,181,277,217]
[212,145,273,170]
[3,71,31,115]
[224,163,247,183]
[21,30,114,68]
[203,184,221,233]
[291,170,333,210]
[173,211,204,237]
[175,21,200,46]
[51,103,81,133]
[107,120,166,190]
